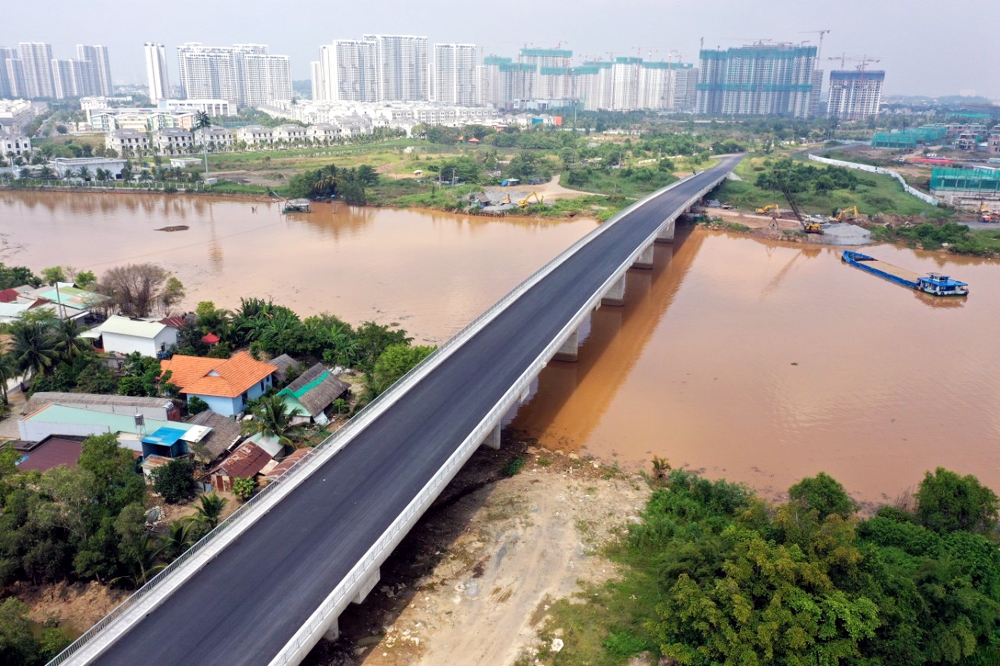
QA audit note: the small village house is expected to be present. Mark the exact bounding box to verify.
[160,352,277,417]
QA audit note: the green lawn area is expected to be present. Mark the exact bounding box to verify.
[715,155,951,220]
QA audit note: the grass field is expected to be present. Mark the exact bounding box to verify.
[715,155,951,220]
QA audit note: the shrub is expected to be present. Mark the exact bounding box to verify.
[187,396,209,415]
[152,459,196,504]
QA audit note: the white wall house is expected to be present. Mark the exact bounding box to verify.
[97,315,178,357]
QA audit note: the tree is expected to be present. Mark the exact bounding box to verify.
[242,394,303,449]
[0,598,46,666]
[367,343,435,398]
[40,266,66,285]
[187,395,209,415]
[9,313,59,379]
[0,345,16,405]
[52,318,91,362]
[74,270,96,289]
[156,520,195,561]
[191,493,227,531]
[232,477,255,501]
[916,466,999,534]
[118,352,172,397]
[151,459,196,504]
[788,472,856,520]
[97,263,181,317]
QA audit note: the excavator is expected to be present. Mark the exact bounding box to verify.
[980,201,994,224]
[518,192,543,207]
[774,172,824,234]
[832,206,860,223]
[756,203,781,215]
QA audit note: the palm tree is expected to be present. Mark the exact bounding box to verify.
[76,166,91,181]
[191,493,228,531]
[53,318,90,362]
[156,520,196,561]
[0,344,16,405]
[242,394,303,449]
[9,314,59,379]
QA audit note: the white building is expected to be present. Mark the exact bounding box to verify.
[51,157,126,179]
[176,43,291,108]
[827,70,885,121]
[0,47,20,98]
[144,43,171,103]
[106,129,149,155]
[363,34,429,101]
[271,124,307,143]
[163,98,235,117]
[96,315,179,357]
[0,130,31,158]
[195,126,234,149]
[153,127,194,154]
[18,42,55,99]
[52,58,94,99]
[77,45,113,96]
[235,125,274,146]
[0,98,41,133]
[315,40,379,102]
[433,44,477,105]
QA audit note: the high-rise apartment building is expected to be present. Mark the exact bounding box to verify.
[144,43,171,102]
[176,43,291,107]
[570,58,696,112]
[19,42,56,99]
[520,48,572,100]
[52,58,95,99]
[0,47,19,98]
[76,45,113,96]
[433,44,477,105]
[696,43,817,117]
[314,40,379,102]
[827,70,885,121]
[363,34,429,101]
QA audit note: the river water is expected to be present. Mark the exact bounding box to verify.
[3,191,998,504]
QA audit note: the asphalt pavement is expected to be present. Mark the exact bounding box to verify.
[91,156,740,665]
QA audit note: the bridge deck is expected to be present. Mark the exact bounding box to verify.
[89,159,739,666]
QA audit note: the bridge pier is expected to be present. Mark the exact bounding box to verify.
[601,275,626,307]
[553,330,579,363]
[481,424,502,450]
[632,244,654,270]
[323,619,340,642]
[353,567,380,605]
[655,218,676,243]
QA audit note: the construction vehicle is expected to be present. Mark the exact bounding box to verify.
[500,193,511,205]
[756,204,781,215]
[773,172,824,234]
[832,206,860,223]
[980,202,994,224]
[518,192,543,207]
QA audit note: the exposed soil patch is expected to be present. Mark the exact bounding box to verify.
[12,580,126,636]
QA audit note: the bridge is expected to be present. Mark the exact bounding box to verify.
[55,156,740,666]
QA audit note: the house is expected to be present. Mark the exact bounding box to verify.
[21,392,181,422]
[17,404,207,454]
[12,436,86,472]
[160,352,277,417]
[91,315,179,358]
[153,128,194,154]
[262,447,311,482]
[51,157,127,180]
[22,283,107,322]
[235,125,273,147]
[271,124,307,143]
[140,454,172,483]
[194,126,234,150]
[277,364,349,425]
[106,129,149,155]
[185,410,244,464]
[268,353,299,386]
[206,442,273,492]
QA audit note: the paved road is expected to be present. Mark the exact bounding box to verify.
[93,157,740,665]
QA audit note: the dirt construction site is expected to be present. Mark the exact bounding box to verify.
[304,434,650,666]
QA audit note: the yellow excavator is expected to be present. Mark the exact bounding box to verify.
[756,203,781,215]
[980,201,994,224]
[833,206,860,223]
[518,192,543,207]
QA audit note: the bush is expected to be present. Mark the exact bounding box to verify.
[232,477,255,501]
[151,459,196,504]
[187,396,209,415]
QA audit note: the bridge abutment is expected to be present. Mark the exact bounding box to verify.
[601,275,626,307]
[632,244,654,269]
[553,330,579,362]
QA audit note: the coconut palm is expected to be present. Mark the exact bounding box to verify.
[156,519,196,561]
[53,318,91,361]
[76,166,91,181]
[9,314,59,379]
[242,394,303,449]
[0,344,16,404]
[191,493,228,531]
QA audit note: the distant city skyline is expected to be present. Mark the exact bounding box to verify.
[0,0,995,99]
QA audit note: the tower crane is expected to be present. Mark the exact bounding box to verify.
[798,29,831,63]
[828,54,881,73]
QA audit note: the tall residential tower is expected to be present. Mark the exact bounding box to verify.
[77,44,113,95]
[827,70,885,121]
[144,43,171,102]
[18,42,55,99]
[433,44,477,105]
[363,34,429,101]
[696,43,817,117]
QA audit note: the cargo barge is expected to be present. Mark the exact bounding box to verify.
[842,250,969,297]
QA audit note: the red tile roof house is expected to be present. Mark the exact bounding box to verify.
[160,352,277,418]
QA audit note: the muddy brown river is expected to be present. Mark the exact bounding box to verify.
[3,191,998,505]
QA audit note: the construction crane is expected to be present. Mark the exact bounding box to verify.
[828,54,881,73]
[798,29,831,63]
[773,172,824,234]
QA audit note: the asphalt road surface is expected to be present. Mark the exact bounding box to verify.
[90,156,740,665]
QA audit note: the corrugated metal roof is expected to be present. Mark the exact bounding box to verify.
[99,315,169,339]
[22,404,195,437]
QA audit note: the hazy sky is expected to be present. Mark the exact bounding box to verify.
[3,0,997,99]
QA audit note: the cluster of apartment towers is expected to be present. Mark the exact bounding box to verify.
[2,38,883,121]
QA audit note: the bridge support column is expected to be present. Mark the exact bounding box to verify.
[553,330,579,363]
[601,275,626,307]
[481,424,502,450]
[655,218,676,243]
[632,244,654,270]
[323,619,340,642]
[353,567,380,605]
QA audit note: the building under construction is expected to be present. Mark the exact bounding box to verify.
[827,69,885,121]
[696,43,817,118]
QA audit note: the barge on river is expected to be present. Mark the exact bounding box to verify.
[842,250,969,297]
[281,198,311,213]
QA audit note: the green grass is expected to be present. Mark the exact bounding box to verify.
[871,222,1000,256]
[524,195,627,222]
[716,155,951,220]
[204,180,271,195]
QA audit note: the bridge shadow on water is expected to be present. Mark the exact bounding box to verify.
[506,222,707,453]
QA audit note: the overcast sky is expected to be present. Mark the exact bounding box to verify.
[3,0,997,99]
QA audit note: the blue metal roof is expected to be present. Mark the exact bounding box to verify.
[142,427,187,447]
